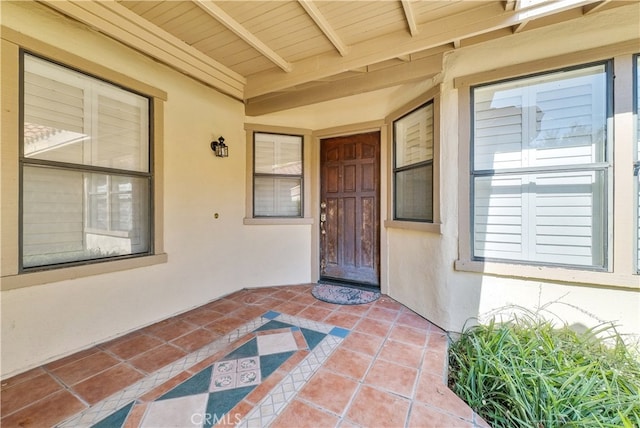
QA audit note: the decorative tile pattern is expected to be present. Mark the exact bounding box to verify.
[59,316,272,427]
[60,311,347,428]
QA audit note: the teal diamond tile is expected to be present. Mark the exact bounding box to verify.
[300,327,326,350]
[260,351,295,379]
[254,320,294,332]
[158,366,213,401]
[91,401,134,428]
[224,338,258,359]
[203,386,256,428]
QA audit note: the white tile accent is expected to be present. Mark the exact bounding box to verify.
[257,332,297,355]
[140,393,208,428]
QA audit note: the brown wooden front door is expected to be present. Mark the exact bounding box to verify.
[320,131,380,287]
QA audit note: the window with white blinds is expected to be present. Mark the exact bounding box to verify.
[471,64,610,268]
[21,53,151,269]
[253,132,303,217]
[393,102,434,221]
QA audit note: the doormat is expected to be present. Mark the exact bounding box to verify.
[311,284,380,305]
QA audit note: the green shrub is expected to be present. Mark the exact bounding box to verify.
[448,313,640,428]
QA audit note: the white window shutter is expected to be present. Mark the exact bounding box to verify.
[472,65,608,268]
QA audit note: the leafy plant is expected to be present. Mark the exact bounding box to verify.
[448,312,640,427]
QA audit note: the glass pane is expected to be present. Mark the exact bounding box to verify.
[473,64,607,170]
[394,103,434,168]
[254,133,302,175]
[23,165,150,268]
[23,54,149,172]
[394,164,433,221]
[254,177,302,217]
[473,169,606,267]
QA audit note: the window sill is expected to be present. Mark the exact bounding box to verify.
[384,220,442,234]
[243,217,314,226]
[0,253,168,291]
[454,259,640,290]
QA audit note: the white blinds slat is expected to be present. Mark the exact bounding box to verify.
[254,177,301,216]
[395,164,432,221]
[254,133,302,175]
[24,55,149,172]
[97,93,148,172]
[474,175,524,260]
[395,103,433,168]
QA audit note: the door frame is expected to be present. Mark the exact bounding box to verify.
[310,120,389,294]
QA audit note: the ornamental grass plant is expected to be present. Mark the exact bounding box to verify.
[448,312,640,428]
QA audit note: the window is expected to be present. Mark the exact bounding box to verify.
[393,102,434,222]
[635,55,640,273]
[21,53,151,270]
[471,63,610,269]
[253,132,303,217]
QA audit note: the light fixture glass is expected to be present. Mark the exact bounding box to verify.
[211,136,228,157]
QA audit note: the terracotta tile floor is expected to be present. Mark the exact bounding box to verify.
[0,284,490,428]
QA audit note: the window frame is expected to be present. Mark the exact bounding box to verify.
[469,61,612,271]
[243,124,313,226]
[454,42,640,289]
[634,53,640,274]
[392,101,435,223]
[251,131,304,218]
[1,31,167,290]
[384,85,441,233]
[18,51,154,272]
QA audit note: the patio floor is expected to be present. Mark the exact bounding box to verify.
[0,284,489,427]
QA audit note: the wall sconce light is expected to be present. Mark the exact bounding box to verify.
[210,136,228,158]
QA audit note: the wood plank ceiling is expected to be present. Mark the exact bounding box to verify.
[39,0,623,115]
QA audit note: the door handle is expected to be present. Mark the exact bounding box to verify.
[320,202,327,235]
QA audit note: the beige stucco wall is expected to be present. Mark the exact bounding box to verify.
[252,3,640,336]
[1,1,639,379]
[0,2,312,378]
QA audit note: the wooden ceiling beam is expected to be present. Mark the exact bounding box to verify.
[193,0,292,72]
[298,0,349,56]
[583,0,611,14]
[244,2,509,98]
[37,0,245,100]
[400,0,419,37]
[245,0,604,98]
[504,0,517,11]
[513,20,530,33]
[246,53,444,116]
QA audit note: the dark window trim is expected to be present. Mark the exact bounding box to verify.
[633,53,640,273]
[392,100,435,223]
[18,50,154,272]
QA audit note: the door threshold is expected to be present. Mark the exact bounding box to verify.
[318,278,380,291]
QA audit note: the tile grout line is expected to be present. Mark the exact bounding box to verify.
[404,310,434,428]
[337,302,404,427]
